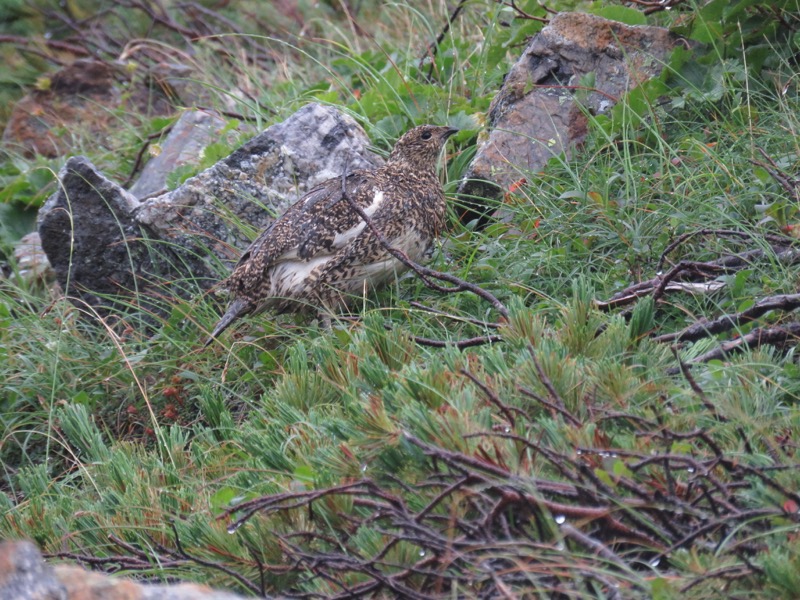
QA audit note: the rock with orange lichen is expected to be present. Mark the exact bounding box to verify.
[0,539,254,600]
[457,12,687,226]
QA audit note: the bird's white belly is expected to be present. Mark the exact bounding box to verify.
[351,257,404,288]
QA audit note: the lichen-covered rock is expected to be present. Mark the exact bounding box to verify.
[458,12,684,225]
[134,102,382,273]
[0,540,66,600]
[0,540,252,600]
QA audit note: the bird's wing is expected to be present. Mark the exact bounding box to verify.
[311,183,446,285]
[234,171,378,270]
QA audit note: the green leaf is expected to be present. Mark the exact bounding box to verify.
[166,164,197,190]
[293,464,316,484]
[209,487,239,513]
[612,459,634,479]
[0,203,36,256]
[594,468,614,487]
[651,577,678,600]
[73,391,90,405]
[200,142,233,169]
[670,442,693,454]
[373,114,408,140]
[690,0,727,44]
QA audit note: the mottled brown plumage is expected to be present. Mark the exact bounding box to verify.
[205,124,458,345]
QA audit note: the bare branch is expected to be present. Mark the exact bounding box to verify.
[655,293,800,344]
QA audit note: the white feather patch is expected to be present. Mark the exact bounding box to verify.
[332,190,385,248]
[270,255,333,295]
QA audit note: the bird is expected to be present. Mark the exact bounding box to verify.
[205,124,458,345]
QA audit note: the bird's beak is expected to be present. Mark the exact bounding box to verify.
[204,297,252,347]
[444,127,459,139]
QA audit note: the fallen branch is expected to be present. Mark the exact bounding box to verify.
[656,228,793,273]
[655,293,800,344]
[668,322,800,371]
[211,421,799,596]
[599,244,800,311]
[751,147,800,202]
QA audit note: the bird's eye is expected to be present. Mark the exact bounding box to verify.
[421,131,432,140]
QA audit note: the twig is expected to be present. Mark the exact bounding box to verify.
[654,292,800,344]
[521,343,583,427]
[670,346,726,420]
[420,0,469,78]
[121,126,174,189]
[666,322,800,370]
[625,0,688,14]
[496,1,549,22]
[194,104,275,119]
[409,301,502,329]
[560,523,638,578]
[518,385,582,428]
[657,508,782,557]
[751,147,800,202]
[0,34,92,60]
[165,521,262,595]
[412,334,502,348]
[656,228,793,273]
[461,368,517,427]
[680,564,755,593]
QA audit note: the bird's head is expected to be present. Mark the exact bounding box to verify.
[386,125,458,172]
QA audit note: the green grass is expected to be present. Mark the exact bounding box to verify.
[2,0,800,598]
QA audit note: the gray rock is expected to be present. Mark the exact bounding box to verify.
[129,110,230,201]
[36,103,381,318]
[458,12,684,225]
[13,232,54,284]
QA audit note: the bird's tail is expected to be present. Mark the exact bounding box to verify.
[204,298,253,347]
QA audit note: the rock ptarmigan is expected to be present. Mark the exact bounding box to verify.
[205,124,457,345]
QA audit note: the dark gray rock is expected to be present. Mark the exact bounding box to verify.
[458,12,684,225]
[36,103,380,319]
[37,156,179,320]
